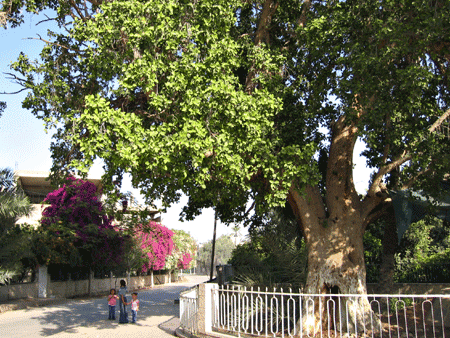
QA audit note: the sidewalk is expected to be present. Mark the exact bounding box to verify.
[50,303,181,338]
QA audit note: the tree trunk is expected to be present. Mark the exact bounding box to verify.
[288,184,382,336]
[284,112,390,335]
[302,216,379,335]
[378,206,398,293]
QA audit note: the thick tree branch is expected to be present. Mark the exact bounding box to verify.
[362,197,392,230]
[297,0,311,28]
[325,114,360,216]
[429,107,450,134]
[400,160,438,190]
[254,0,278,45]
[287,184,326,242]
[367,151,411,197]
[69,0,86,21]
[245,0,278,93]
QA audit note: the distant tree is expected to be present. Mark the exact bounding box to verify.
[362,219,385,283]
[197,235,235,276]
[0,101,5,118]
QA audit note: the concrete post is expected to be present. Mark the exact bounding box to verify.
[150,270,154,287]
[197,283,218,335]
[38,265,48,298]
[88,270,94,296]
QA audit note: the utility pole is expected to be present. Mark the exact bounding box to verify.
[209,209,217,281]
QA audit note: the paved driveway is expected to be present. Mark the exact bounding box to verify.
[0,275,208,338]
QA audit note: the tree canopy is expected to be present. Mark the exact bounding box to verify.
[2,0,449,221]
[2,0,318,221]
[197,235,235,276]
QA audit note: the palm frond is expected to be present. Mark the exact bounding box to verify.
[0,168,32,230]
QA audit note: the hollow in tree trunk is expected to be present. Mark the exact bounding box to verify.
[300,215,381,335]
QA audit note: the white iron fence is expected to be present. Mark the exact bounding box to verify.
[180,286,198,334]
[209,285,450,338]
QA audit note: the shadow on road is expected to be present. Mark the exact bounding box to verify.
[29,283,193,336]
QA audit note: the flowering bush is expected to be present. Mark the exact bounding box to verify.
[42,177,111,230]
[178,252,192,270]
[38,177,124,269]
[165,229,196,271]
[135,221,174,272]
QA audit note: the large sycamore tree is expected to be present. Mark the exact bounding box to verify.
[2,0,450,330]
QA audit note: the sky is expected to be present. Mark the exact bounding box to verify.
[0,11,373,244]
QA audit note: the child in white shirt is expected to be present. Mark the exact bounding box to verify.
[127,292,140,323]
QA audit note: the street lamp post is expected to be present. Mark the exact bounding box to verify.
[209,209,217,281]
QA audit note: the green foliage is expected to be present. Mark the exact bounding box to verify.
[0,168,34,284]
[4,0,318,224]
[196,235,235,276]
[230,206,308,288]
[363,216,450,283]
[363,219,385,283]
[0,223,37,284]
[0,167,31,229]
[114,234,146,276]
[395,216,450,283]
[389,297,413,312]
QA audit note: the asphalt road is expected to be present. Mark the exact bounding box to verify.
[0,275,208,338]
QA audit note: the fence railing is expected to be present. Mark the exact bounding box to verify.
[209,285,450,338]
[179,286,198,334]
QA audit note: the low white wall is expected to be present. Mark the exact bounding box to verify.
[0,283,38,301]
[0,273,172,301]
[367,283,450,295]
